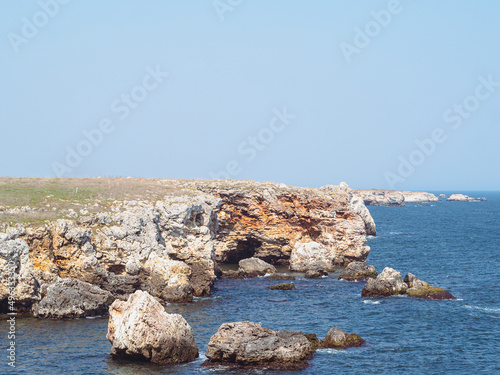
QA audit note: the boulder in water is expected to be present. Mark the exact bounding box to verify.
[320,327,365,349]
[204,321,315,369]
[238,257,276,277]
[106,290,198,364]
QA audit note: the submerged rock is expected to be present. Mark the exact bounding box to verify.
[320,327,365,349]
[205,321,314,369]
[266,274,296,280]
[32,278,114,319]
[290,242,335,272]
[361,267,408,297]
[238,257,276,277]
[267,283,296,290]
[338,261,377,282]
[404,273,456,300]
[304,269,328,279]
[107,290,198,364]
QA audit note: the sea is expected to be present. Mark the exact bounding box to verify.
[2,191,499,374]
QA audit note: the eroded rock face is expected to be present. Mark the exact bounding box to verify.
[107,290,198,364]
[238,257,276,276]
[290,242,335,272]
[404,273,456,300]
[205,321,314,369]
[0,234,39,312]
[361,267,408,297]
[32,278,114,318]
[338,261,377,282]
[211,181,371,266]
[320,327,365,349]
[21,193,221,304]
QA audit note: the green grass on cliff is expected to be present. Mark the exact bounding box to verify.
[0,177,189,224]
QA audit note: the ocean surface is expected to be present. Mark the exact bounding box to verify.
[2,191,499,374]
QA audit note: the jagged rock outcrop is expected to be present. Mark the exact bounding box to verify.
[320,327,365,349]
[361,267,408,297]
[32,278,114,318]
[0,233,39,312]
[447,194,487,202]
[404,273,456,300]
[238,257,276,276]
[107,290,198,364]
[338,261,377,282]
[204,321,314,369]
[350,196,376,235]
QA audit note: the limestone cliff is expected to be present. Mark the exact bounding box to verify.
[0,178,374,315]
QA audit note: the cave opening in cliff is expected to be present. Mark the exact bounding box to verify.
[226,238,262,264]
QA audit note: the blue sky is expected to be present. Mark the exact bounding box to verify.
[1,0,499,190]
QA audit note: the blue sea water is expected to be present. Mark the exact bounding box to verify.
[2,191,499,374]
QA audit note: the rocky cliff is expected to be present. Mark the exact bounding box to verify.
[0,178,374,315]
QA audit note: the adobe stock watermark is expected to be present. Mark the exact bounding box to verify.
[51,65,169,177]
[340,0,403,63]
[213,0,243,22]
[8,0,71,54]
[5,257,17,368]
[210,107,296,179]
[384,75,499,188]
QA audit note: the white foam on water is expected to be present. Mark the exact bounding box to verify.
[85,315,101,319]
[363,300,381,305]
[317,348,347,355]
[464,305,500,315]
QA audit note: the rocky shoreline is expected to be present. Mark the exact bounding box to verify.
[0,178,459,370]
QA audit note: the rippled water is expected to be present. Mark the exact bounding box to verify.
[2,192,499,374]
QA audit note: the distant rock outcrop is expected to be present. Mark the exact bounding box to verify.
[447,194,487,202]
[353,189,439,206]
[107,290,198,364]
[361,267,408,297]
[205,321,314,369]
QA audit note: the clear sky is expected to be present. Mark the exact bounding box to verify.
[1,0,499,190]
